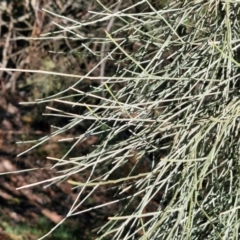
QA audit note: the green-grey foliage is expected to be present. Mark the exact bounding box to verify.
[19,0,240,239]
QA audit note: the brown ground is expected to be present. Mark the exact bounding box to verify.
[0,1,110,238]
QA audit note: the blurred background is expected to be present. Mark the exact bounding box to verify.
[0,1,170,239]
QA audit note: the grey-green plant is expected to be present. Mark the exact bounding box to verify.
[9,0,240,239]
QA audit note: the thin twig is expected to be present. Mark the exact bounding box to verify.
[100,0,122,95]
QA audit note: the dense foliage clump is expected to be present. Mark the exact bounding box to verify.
[18,1,240,239]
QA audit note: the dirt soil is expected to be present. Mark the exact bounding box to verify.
[0,91,108,239]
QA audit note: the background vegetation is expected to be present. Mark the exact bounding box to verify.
[1,0,240,239]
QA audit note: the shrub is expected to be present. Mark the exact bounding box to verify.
[18,0,240,239]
